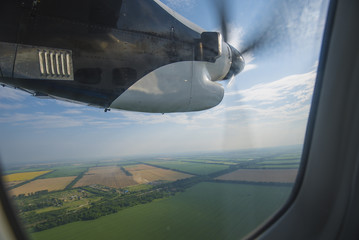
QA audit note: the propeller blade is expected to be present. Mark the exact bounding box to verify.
[219,1,229,42]
[213,0,229,42]
[213,0,289,58]
[240,30,268,55]
[238,10,281,56]
[227,74,235,88]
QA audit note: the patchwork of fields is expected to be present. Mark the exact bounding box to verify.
[5,164,194,196]
[4,170,53,191]
[4,153,301,197]
[3,147,302,239]
[73,165,192,188]
[147,160,229,175]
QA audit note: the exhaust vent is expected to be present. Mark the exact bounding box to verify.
[13,44,74,80]
[38,50,72,77]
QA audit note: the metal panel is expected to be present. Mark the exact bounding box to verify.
[0,42,17,78]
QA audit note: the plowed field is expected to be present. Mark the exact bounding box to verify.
[10,176,76,196]
[124,164,192,184]
[216,169,298,183]
[73,166,137,188]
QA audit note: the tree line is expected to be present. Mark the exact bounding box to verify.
[32,190,168,232]
[29,176,205,232]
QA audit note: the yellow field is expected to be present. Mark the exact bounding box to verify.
[216,169,298,183]
[73,166,137,188]
[10,176,76,196]
[3,171,51,182]
[124,164,192,184]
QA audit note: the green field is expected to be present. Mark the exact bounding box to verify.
[181,159,239,165]
[4,168,50,175]
[31,182,291,240]
[248,155,301,169]
[25,162,139,179]
[147,161,229,175]
[38,167,88,179]
[273,154,300,159]
[124,184,153,192]
[249,164,299,169]
[262,160,300,164]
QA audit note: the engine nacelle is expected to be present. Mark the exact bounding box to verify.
[109,61,224,113]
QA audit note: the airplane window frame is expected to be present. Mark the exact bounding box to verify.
[244,0,338,238]
[0,162,28,240]
[248,0,359,238]
[0,0,339,239]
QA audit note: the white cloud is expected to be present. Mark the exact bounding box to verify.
[55,100,84,108]
[0,86,28,101]
[107,68,316,132]
[62,109,83,115]
[217,68,317,150]
[228,70,316,105]
[0,103,23,110]
[118,111,192,126]
[242,63,257,73]
[0,113,84,128]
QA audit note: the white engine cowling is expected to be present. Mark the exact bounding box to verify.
[109,61,224,113]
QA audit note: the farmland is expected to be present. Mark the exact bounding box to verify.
[73,166,137,188]
[31,182,291,240]
[216,169,298,183]
[176,158,240,165]
[10,176,76,196]
[249,164,299,169]
[72,164,192,188]
[38,166,89,179]
[5,181,22,188]
[245,153,301,169]
[1,146,304,239]
[124,164,192,183]
[3,170,51,182]
[146,160,229,175]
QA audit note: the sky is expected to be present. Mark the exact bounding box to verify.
[0,0,329,165]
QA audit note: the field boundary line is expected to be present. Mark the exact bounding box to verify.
[65,168,88,190]
[180,160,231,166]
[139,162,197,176]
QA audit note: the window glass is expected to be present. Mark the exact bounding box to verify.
[0,0,329,239]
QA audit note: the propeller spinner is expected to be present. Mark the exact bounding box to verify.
[223,44,245,80]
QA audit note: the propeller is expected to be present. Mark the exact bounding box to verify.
[211,0,318,149]
[217,0,229,43]
[213,0,287,83]
[213,0,245,81]
[211,0,273,150]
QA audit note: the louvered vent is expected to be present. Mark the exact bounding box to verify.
[38,50,73,78]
